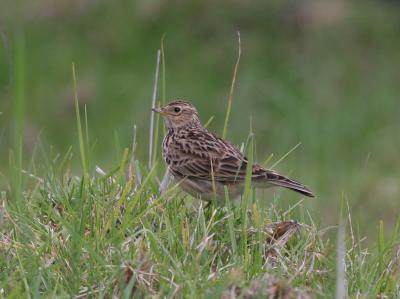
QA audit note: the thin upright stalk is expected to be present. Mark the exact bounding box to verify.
[149,50,161,169]
[222,31,241,139]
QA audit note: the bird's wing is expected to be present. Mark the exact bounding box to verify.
[167,129,315,197]
[168,130,256,183]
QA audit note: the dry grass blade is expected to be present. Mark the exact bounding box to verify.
[335,221,347,299]
[222,31,241,139]
[148,49,161,170]
[128,125,137,181]
[377,244,400,295]
[385,245,400,277]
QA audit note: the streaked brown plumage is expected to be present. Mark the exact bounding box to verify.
[153,100,314,200]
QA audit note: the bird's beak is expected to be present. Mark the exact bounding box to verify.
[151,107,164,115]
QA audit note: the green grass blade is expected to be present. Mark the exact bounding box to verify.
[241,131,254,269]
[270,142,302,169]
[203,115,215,129]
[224,186,238,264]
[378,220,385,276]
[71,62,88,179]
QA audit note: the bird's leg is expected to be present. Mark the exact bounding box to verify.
[159,168,171,194]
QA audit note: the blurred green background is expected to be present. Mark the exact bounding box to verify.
[1,0,399,238]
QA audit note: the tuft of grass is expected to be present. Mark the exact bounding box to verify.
[2,128,400,297]
[71,63,89,180]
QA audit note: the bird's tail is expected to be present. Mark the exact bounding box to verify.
[253,167,315,197]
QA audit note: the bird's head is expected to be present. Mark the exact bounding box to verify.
[152,100,201,129]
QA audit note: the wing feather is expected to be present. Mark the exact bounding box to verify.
[168,130,254,183]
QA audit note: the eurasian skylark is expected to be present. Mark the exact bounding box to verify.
[153,100,314,200]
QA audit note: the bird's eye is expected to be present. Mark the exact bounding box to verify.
[174,107,181,113]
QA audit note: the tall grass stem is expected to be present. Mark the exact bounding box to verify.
[336,220,347,299]
[222,31,241,139]
[270,142,301,169]
[148,50,161,170]
[161,34,166,107]
[72,63,88,179]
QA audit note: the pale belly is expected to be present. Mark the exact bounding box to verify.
[173,175,245,201]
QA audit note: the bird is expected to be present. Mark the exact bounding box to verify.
[152,100,314,201]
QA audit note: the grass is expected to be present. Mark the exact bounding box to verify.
[1,52,400,297]
[2,2,400,296]
[1,142,400,297]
